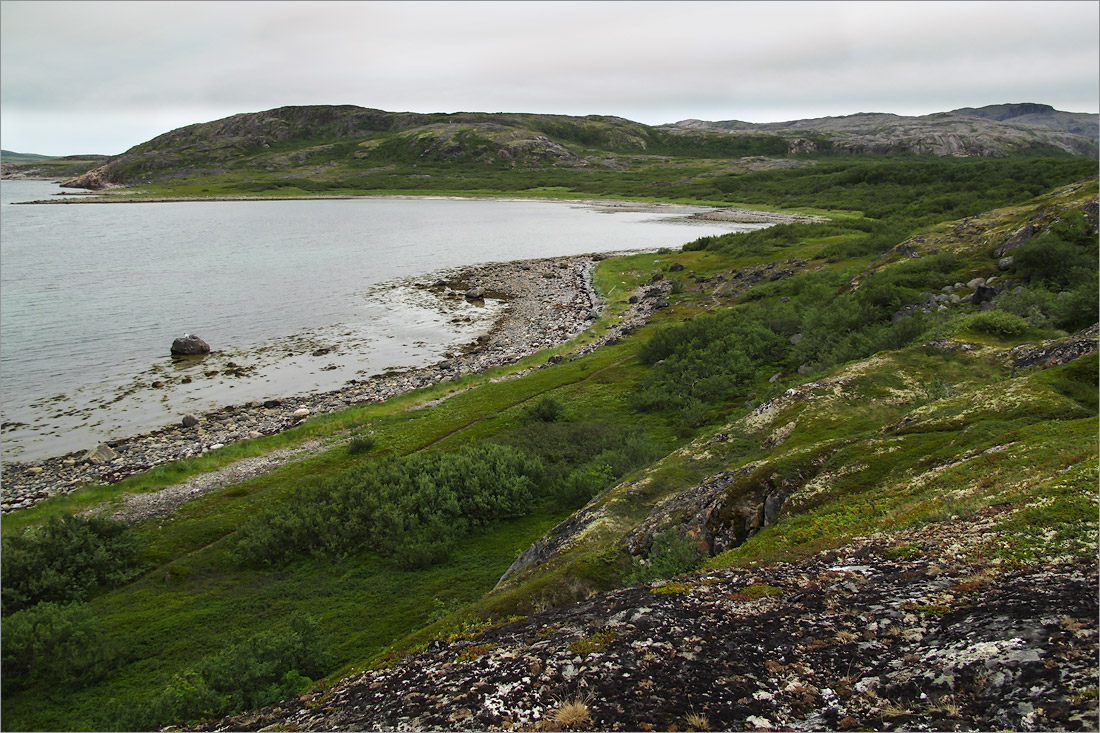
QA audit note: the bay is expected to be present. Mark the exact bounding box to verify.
[0,180,761,462]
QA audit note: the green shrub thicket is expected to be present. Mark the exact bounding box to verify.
[632,254,965,424]
[1,514,141,615]
[494,420,664,507]
[1,601,113,694]
[231,443,543,569]
[999,211,1099,333]
[233,420,664,569]
[120,614,330,731]
[685,160,1096,268]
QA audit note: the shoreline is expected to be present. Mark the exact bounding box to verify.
[9,187,827,225]
[0,251,671,514]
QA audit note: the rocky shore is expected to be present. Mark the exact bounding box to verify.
[0,252,671,515]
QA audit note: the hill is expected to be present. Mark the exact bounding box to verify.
[1,143,1096,731]
[51,103,1099,193]
[672,103,1099,156]
[206,177,1098,732]
[0,152,110,180]
[1,150,55,162]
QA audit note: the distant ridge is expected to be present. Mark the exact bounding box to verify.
[673,103,1099,155]
[1,150,55,162]
[28,102,1098,191]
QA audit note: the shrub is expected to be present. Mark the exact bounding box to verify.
[124,614,330,730]
[496,421,663,508]
[346,434,375,455]
[1,602,112,693]
[626,530,700,584]
[1,514,141,615]
[967,310,1031,339]
[232,443,543,569]
[524,396,563,423]
[633,308,786,413]
[1012,230,1096,291]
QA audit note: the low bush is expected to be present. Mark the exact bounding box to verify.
[346,434,375,455]
[1,514,141,615]
[626,530,700,584]
[524,396,563,423]
[123,614,330,730]
[967,310,1032,339]
[232,443,544,569]
[1,602,113,693]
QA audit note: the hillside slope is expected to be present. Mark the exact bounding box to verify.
[201,181,1098,732]
[56,103,1099,191]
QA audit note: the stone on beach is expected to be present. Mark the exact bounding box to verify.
[82,443,118,464]
[171,334,211,355]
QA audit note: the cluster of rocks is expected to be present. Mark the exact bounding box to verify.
[204,514,1098,732]
[891,274,1015,323]
[0,253,658,514]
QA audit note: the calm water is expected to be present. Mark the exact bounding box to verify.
[1,181,760,462]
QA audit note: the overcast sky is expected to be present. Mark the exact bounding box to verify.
[2,0,1097,156]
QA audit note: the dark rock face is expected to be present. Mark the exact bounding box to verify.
[967,285,997,306]
[171,334,210,356]
[205,535,1098,733]
[1011,323,1099,371]
[994,222,1035,258]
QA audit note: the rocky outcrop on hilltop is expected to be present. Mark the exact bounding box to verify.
[672,106,1100,158]
[204,522,1098,732]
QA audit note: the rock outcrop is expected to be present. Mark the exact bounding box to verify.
[204,525,1098,733]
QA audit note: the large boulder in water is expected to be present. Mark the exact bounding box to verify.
[171,334,210,356]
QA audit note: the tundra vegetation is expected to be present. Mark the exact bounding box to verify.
[0,147,1096,731]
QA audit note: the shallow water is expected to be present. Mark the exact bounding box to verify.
[0,181,759,462]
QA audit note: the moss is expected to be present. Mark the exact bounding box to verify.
[569,628,617,655]
[732,583,783,600]
[651,581,691,595]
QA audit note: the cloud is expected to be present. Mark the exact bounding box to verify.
[2,0,1096,155]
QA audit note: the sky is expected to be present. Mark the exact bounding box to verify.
[1,0,1098,156]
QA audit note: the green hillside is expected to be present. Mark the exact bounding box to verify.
[1,140,1096,730]
[53,104,1097,197]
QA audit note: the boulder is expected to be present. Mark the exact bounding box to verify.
[82,443,118,464]
[998,256,1015,271]
[669,263,685,272]
[993,222,1034,258]
[181,415,199,428]
[789,333,803,345]
[464,287,485,300]
[969,285,997,306]
[171,334,210,356]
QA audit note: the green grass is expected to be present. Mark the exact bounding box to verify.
[1,506,568,731]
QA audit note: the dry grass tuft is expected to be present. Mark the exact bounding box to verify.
[552,696,592,729]
[685,711,711,731]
